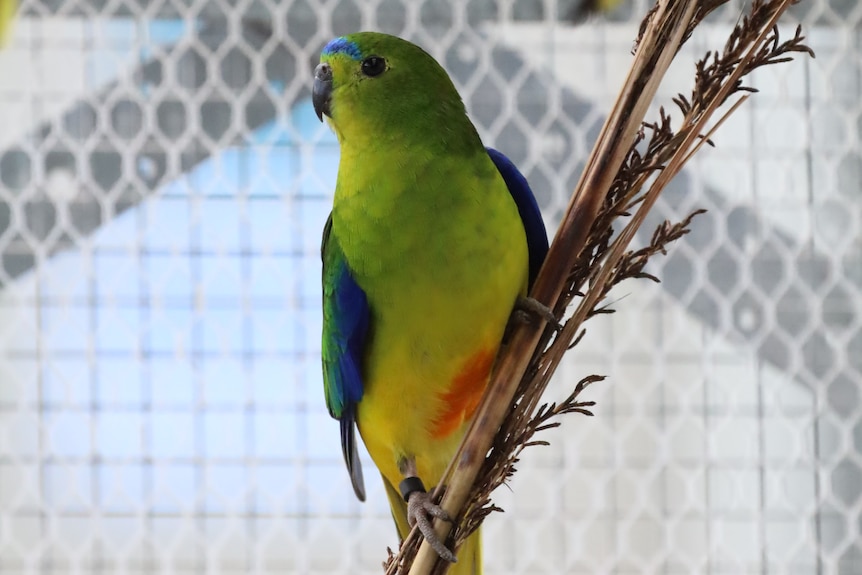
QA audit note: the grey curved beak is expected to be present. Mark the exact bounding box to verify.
[313,63,333,121]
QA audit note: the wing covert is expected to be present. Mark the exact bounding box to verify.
[486,147,549,286]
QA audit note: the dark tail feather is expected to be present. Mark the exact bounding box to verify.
[340,412,365,501]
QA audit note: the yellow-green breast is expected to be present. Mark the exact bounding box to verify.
[332,142,528,486]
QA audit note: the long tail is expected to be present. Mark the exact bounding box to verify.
[383,476,482,575]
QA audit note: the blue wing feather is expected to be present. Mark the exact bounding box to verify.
[321,214,368,501]
[486,147,549,285]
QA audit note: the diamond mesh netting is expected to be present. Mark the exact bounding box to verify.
[0,0,859,573]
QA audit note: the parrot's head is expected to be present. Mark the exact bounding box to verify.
[313,32,477,148]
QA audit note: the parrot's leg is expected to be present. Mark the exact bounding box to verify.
[406,489,457,563]
[514,296,562,330]
[398,458,457,563]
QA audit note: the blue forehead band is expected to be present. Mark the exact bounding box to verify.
[322,37,362,60]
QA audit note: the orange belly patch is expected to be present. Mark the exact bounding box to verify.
[431,347,496,439]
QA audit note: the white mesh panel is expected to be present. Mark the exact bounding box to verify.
[0,1,857,574]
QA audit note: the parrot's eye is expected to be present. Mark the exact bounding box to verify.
[361,56,386,77]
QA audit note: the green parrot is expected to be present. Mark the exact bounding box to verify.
[316,32,548,572]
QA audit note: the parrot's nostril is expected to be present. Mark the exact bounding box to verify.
[315,62,333,82]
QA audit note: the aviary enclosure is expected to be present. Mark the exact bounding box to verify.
[0,0,856,573]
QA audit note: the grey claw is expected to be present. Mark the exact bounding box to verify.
[515,296,562,330]
[406,491,457,563]
[423,501,452,522]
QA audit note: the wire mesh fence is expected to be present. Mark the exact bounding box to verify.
[0,0,858,573]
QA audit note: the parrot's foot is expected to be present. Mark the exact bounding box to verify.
[515,296,562,331]
[399,477,457,564]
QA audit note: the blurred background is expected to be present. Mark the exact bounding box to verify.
[0,0,858,573]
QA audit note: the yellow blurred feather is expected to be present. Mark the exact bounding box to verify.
[571,0,626,21]
[0,0,16,47]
